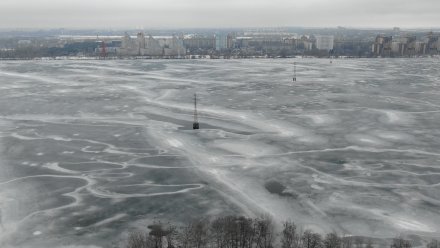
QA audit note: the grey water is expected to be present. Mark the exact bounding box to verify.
[0,58,439,247]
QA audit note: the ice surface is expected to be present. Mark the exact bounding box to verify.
[0,58,440,247]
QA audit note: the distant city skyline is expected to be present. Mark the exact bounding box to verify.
[0,0,439,29]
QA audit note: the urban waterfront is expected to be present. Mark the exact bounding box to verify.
[1,28,439,59]
[0,58,440,247]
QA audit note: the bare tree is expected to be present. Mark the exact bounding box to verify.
[148,222,168,248]
[165,223,178,248]
[302,230,323,248]
[365,239,373,248]
[210,216,256,248]
[354,237,364,248]
[236,216,257,248]
[126,231,148,248]
[126,215,428,248]
[193,219,210,248]
[427,240,439,248]
[390,237,411,248]
[178,223,193,248]
[211,217,227,248]
[281,221,300,248]
[324,233,341,248]
[341,236,352,248]
[178,219,209,248]
[254,215,275,248]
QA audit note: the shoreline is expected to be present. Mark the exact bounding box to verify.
[0,55,439,61]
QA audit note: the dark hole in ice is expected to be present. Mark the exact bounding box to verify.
[264,180,295,197]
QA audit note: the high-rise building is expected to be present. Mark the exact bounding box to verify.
[215,34,228,51]
[372,35,392,56]
[424,32,439,54]
[183,35,215,50]
[315,35,334,51]
[137,32,145,53]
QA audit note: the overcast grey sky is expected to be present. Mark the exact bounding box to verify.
[0,0,439,29]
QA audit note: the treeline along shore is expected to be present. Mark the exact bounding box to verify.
[123,215,440,248]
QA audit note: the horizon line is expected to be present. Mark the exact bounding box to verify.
[1,26,440,31]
